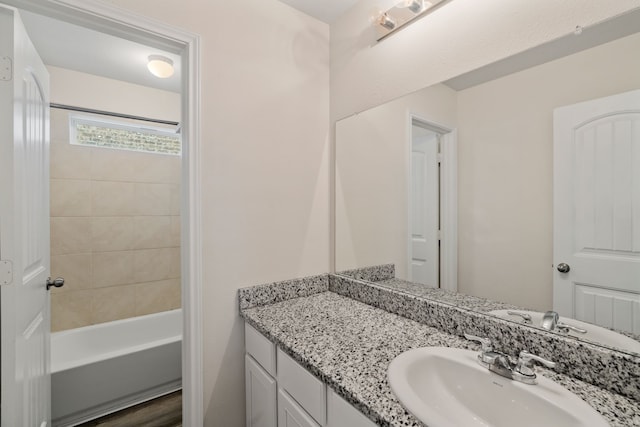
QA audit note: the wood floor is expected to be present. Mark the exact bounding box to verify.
[78,391,182,427]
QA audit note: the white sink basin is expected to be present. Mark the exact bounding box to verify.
[489,309,640,354]
[388,347,609,427]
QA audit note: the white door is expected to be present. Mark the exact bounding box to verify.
[554,90,640,334]
[410,126,439,287]
[0,6,52,426]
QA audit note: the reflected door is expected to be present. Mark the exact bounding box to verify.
[410,126,439,287]
[553,89,640,334]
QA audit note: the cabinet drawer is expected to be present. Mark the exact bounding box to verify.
[278,389,321,427]
[245,323,276,376]
[277,348,326,425]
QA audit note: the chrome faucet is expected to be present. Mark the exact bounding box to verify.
[541,311,587,335]
[464,334,556,385]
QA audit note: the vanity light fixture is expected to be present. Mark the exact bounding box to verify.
[147,55,174,78]
[378,13,397,30]
[375,0,452,41]
[400,0,425,14]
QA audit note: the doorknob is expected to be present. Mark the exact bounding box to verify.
[556,263,570,273]
[46,277,65,290]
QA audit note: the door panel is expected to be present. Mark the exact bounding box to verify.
[410,130,439,287]
[0,6,51,426]
[554,90,640,332]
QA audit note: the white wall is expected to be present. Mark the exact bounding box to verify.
[330,0,640,121]
[457,32,640,310]
[335,84,456,277]
[48,66,180,119]
[103,1,330,425]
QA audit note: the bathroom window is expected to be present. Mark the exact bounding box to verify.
[70,115,181,155]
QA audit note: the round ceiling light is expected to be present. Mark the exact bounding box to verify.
[147,55,174,78]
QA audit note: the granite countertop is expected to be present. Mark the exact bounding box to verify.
[241,291,640,427]
[374,278,523,313]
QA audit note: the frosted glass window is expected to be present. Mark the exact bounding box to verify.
[70,116,181,155]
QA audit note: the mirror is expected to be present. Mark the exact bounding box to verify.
[335,10,640,356]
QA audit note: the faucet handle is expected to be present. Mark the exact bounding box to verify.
[464,334,493,352]
[515,350,556,377]
[506,310,532,324]
[557,322,587,334]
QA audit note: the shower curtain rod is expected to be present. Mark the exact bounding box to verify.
[49,103,180,127]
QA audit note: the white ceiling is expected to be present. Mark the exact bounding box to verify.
[19,10,182,93]
[278,0,359,23]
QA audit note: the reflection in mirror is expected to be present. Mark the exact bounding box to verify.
[335,11,640,355]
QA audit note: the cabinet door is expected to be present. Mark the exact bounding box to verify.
[327,388,376,427]
[246,355,277,427]
[278,389,321,427]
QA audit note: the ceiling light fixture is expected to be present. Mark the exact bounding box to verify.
[147,55,174,78]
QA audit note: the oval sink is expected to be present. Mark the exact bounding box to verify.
[489,309,640,354]
[388,347,609,427]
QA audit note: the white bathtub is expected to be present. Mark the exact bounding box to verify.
[51,309,182,427]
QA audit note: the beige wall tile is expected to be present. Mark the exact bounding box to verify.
[169,216,181,247]
[168,247,181,279]
[50,253,92,293]
[134,183,170,216]
[134,278,180,316]
[91,285,137,325]
[133,248,171,283]
[92,217,135,252]
[92,251,134,287]
[51,217,92,255]
[169,155,182,184]
[133,216,171,249]
[169,184,181,216]
[50,108,69,145]
[92,181,136,216]
[51,290,93,332]
[90,148,136,182]
[170,279,182,309]
[50,114,184,331]
[129,152,173,183]
[50,179,92,217]
[50,144,92,180]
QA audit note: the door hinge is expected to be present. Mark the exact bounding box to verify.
[0,56,12,81]
[0,260,13,285]
[437,230,442,240]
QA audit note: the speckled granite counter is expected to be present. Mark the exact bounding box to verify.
[240,290,640,426]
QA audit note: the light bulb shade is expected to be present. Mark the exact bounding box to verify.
[403,0,424,13]
[147,55,174,78]
[378,13,396,30]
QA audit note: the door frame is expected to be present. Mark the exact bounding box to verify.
[0,0,203,424]
[406,113,457,292]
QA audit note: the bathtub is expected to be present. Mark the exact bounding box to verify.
[51,309,182,427]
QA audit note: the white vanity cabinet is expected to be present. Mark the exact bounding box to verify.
[278,389,321,427]
[246,354,277,427]
[244,322,376,427]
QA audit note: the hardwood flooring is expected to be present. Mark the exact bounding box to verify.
[78,391,182,427]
